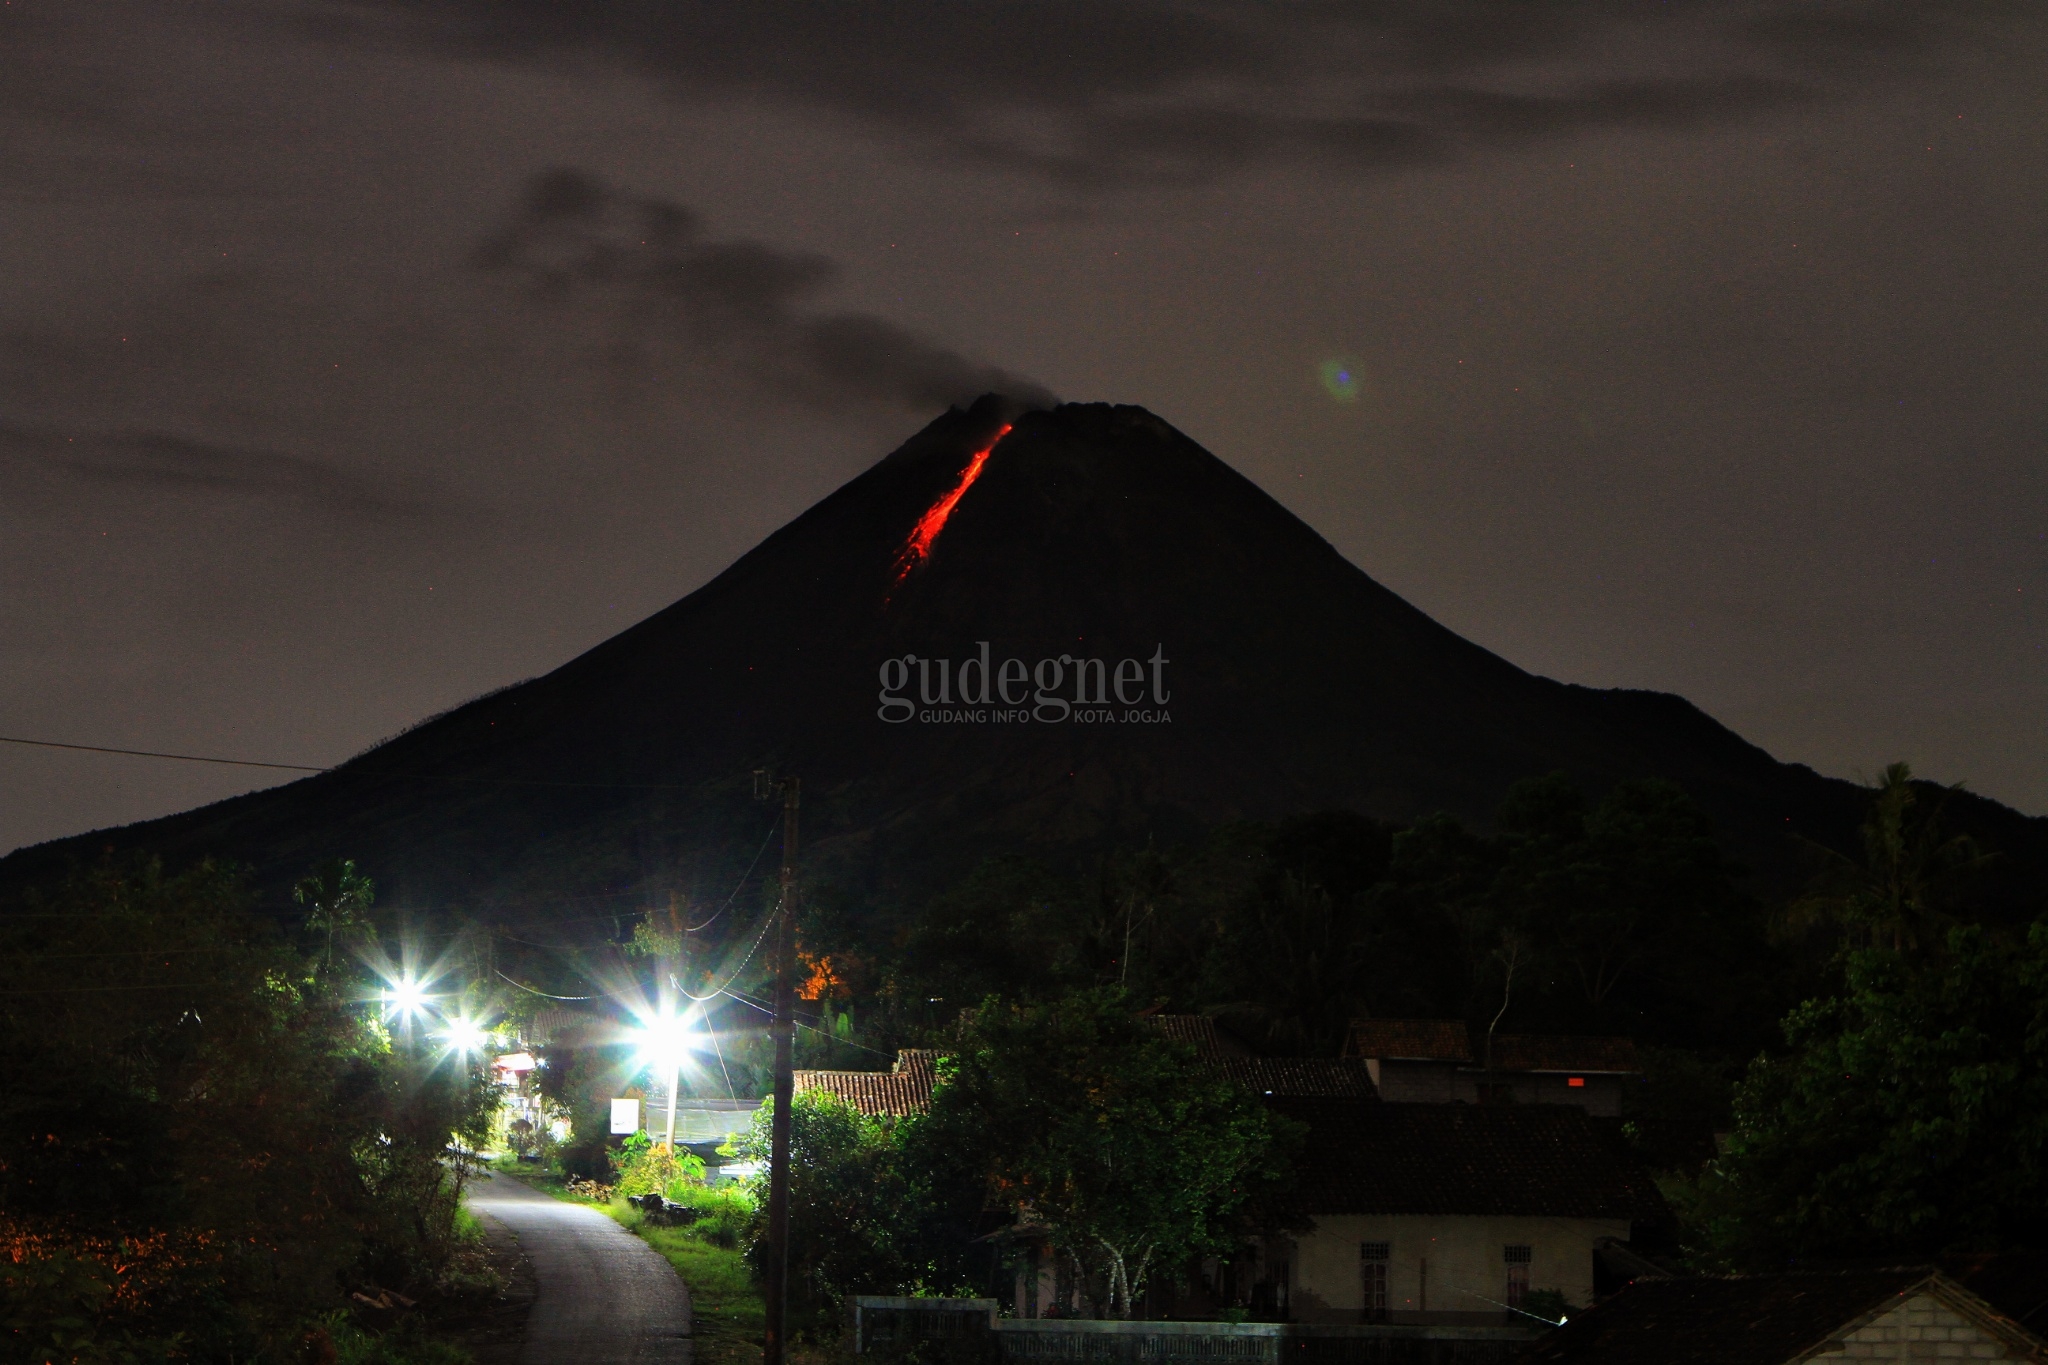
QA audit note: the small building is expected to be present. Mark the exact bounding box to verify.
[1270,1098,1670,1325]
[1343,1020,1642,1116]
[1341,1020,1473,1103]
[1149,1015,1378,1099]
[792,1048,939,1116]
[1515,1263,2048,1363]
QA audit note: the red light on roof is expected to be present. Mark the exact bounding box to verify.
[1567,1076,1585,1087]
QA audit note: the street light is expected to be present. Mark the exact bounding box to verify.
[438,1015,492,1058]
[382,973,433,1024]
[632,1007,696,1148]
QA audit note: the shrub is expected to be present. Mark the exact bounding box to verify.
[610,1132,708,1198]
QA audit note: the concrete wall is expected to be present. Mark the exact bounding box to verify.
[1810,1292,2029,1361]
[1364,1061,1627,1114]
[1480,1074,1625,1118]
[1367,1060,1462,1104]
[1288,1214,1629,1324]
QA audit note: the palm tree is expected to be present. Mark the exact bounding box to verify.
[294,858,376,968]
[1788,762,1993,954]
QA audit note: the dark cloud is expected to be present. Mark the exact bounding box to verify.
[0,422,452,521]
[476,169,1058,411]
[345,0,1974,185]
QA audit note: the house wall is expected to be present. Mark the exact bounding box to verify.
[1288,1214,1629,1325]
[1369,1060,1462,1103]
[1364,1061,1627,1114]
[1809,1292,2030,1361]
[1474,1073,1626,1118]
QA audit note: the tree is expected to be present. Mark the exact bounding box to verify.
[737,1093,971,1338]
[1690,922,2048,1267]
[1788,762,1994,954]
[921,990,1287,1318]
[0,857,496,1360]
[293,856,377,968]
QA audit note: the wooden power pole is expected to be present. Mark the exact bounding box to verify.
[758,772,799,1365]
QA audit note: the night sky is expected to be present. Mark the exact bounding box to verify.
[4,1,2045,856]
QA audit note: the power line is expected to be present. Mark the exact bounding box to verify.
[0,732,706,790]
[494,969,599,1001]
[0,734,321,771]
[684,811,782,934]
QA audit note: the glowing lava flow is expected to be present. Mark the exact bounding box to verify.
[891,424,1011,585]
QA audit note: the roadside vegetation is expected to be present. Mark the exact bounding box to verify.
[505,1143,765,1365]
[0,858,499,1365]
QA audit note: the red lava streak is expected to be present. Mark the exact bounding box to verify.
[892,424,1011,583]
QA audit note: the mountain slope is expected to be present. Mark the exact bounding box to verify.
[6,398,2043,916]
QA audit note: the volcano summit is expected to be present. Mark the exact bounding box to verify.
[6,398,2044,913]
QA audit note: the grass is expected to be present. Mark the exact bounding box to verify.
[505,1167,766,1365]
[612,1206,766,1365]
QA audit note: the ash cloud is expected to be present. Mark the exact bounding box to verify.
[476,169,1056,411]
[367,0,1977,186]
[0,422,451,521]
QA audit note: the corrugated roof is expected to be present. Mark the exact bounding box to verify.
[1488,1035,1642,1075]
[1217,1058,1378,1098]
[1513,1270,2047,1365]
[1343,1019,1473,1063]
[1272,1098,1669,1222]
[793,1049,938,1116]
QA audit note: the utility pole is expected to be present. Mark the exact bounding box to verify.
[756,770,799,1365]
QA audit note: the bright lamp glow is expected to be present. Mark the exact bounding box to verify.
[633,1008,695,1071]
[439,1015,491,1056]
[382,974,431,1022]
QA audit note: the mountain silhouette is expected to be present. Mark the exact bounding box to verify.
[6,397,2044,917]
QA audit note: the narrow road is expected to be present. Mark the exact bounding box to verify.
[467,1169,692,1365]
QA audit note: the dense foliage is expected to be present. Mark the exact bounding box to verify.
[1689,922,2048,1266]
[925,991,1289,1317]
[0,859,496,1363]
[816,777,1774,1063]
[741,989,1286,1332]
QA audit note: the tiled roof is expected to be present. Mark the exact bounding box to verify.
[1487,1035,1642,1075]
[1513,1270,2046,1365]
[1272,1098,1669,1222]
[1343,1019,1473,1063]
[1147,1014,1228,1058]
[525,1007,602,1046]
[1217,1058,1378,1098]
[793,1049,938,1116]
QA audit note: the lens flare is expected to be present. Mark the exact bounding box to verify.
[1318,358,1362,404]
[892,424,1012,585]
[383,974,432,1022]
[632,1008,696,1072]
[438,1015,492,1056]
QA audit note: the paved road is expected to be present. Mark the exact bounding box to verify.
[467,1169,692,1365]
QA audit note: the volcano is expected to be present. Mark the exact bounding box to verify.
[6,398,2045,915]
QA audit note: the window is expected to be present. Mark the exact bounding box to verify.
[1360,1242,1389,1321]
[1503,1245,1532,1309]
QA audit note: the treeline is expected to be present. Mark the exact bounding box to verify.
[783,765,2048,1258]
[808,775,1787,1057]
[0,860,498,1364]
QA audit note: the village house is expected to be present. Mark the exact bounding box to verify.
[1150,1014,1380,1098]
[795,1028,1664,1329]
[1268,1097,1669,1325]
[792,1047,941,1116]
[1342,1020,1642,1116]
[1516,1260,2048,1363]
